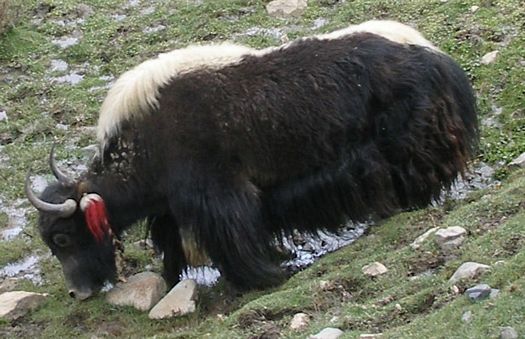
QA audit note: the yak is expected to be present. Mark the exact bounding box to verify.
[26,20,478,300]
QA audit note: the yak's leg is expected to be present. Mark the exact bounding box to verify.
[149,214,187,288]
[169,174,284,290]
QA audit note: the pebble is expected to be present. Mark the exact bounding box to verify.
[0,291,48,320]
[290,312,310,330]
[0,110,7,122]
[449,262,490,284]
[149,279,197,319]
[362,262,388,277]
[465,283,491,301]
[481,51,499,65]
[499,327,518,339]
[266,0,307,18]
[410,227,439,249]
[309,327,344,339]
[461,310,472,323]
[106,272,167,311]
[509,152,525,168]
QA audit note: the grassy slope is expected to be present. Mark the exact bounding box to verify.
[0,0,523,337]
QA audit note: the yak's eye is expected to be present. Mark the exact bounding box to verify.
[53,233,72,248]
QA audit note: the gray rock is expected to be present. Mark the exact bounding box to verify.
[290,312,309,330]
[509,152,525,168]
[449,262,490,284]
[0,110,7,122]
[309,327,344,339]
[465,283,492,301]
[435,226,467,244]
[439,236,466,253]
[461,310,472,323]
[500,327,518,339]
[490,288,500,299]
[106,272,167,311]
[0,291,48,320]
[149,279,197,319]
[410,227,439,249]
[481,51,499,65]
[266,0,307,18]
[362,262,388,277]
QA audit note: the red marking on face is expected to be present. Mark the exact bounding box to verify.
[81,195,111,243]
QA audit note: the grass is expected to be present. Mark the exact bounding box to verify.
[0,0,524,337]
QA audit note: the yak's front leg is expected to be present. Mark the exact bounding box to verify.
[168,173,284,290]
[149,214,187,288]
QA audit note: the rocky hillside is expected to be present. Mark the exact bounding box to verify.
[0,0,524,338]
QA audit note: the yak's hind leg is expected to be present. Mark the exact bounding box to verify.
[168,172,284,290]
[149,214,187,288]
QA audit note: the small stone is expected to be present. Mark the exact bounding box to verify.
[462,310,472,323]
[481,51,499,65]
[0,110,7,122]
[149,279,197,319]
[449,262,490,284]
[362,262,388,277]
[490,288,500,299]
[319,280,333,290]
[329,316,339,324]
[440,236,466,253]
[435,226,467,244]
[470,5,479,12]
[309,327,344,339]
[509,152,525,168]
[106,272,167,311]
[0,291,48,320]
[394,303,402,311]
[360,334,383,339]
[410,227,439,249]
[499,327,518,339]
[266,0,307,18]
[290,312,309,330]
[465,283,492,301]
[451,285,460,295]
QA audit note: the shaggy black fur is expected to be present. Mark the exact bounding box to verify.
[34,32,478,294]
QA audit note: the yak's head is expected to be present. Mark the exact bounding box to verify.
[26,147,117,300]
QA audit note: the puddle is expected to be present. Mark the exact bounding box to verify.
[177,221,369,286]
[0,198,30,241]
[52,72,84,85]
[143,25,166,34]
[445,162,499,200]
[52,36,80,49]
[312,18,328,30]
[0,255,43,285]
[50,59,69,73]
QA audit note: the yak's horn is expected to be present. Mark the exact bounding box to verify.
[49,145,74,185]
[25,173,77,218]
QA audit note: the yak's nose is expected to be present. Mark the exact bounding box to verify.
[68,288,93,300]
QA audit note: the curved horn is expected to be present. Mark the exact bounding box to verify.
[49,145,74,185]
[25,173,77,218]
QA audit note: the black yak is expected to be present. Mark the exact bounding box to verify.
[26,20,478,300]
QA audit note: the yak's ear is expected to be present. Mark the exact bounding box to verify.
[80,193,111,243]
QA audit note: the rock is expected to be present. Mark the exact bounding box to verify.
[509,152,525,168]
[435,226,467,244]
[461,310,472,323]
[449,262,490,284]
[439,236,466,253]
[0,291,48,320]
[106,272,166,311]
[410,227,439,249]
[266,0,307,18]
[470,5,479,12]
[490,288,500,299]
[481,51,499,65]
[0,110,7,122]
[362,262,388,277]
[499,327,518,339]
[465,283,492,301]
[360,334,383,339]
[290,312,309,330]
[149,279,197,319]
[309,327,344,339]
[0,278,19,293]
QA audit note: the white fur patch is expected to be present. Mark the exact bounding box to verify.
[97,43,255,146]
[318,20,439,51]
